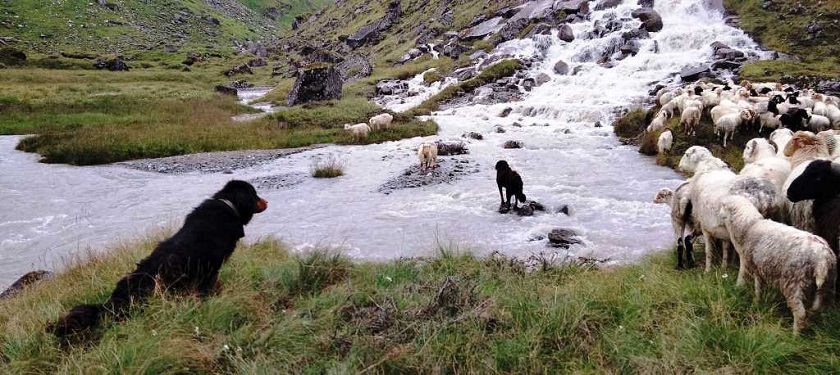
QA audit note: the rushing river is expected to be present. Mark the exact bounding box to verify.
[0,0,763,288]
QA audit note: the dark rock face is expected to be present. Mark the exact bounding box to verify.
[336,55,373,82]
[0,270,53,300]
[94,56,129,71]
[547,228,583,248]
[224,63,253,76]
[631,8,663,32]
[553,60,569,75]
[500,107,513,117]
[525,23,552,39]
[346,0,402,49]
[558,24,575,42]
[453,67,477,81]
[595,0,622,11]
[287,65,343,106]
[497,18,531,44]
[461,16,504,40]
[375,80,409,96]
[442,41,469,59]
[637,0,654,7]
[680,65,711,82]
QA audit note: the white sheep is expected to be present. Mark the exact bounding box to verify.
[657,128,673,155]
[757,112,781,132]
[368,113,394,131]
[714,110,752,148]
[647,112,670,133]
[769,128,794,158]
[680,106,702,136]
[417,142,438,172]
[344,123,371,142]
[808,114,832,133]
[719,195,836,334]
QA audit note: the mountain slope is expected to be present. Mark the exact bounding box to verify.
[0,0,333,55]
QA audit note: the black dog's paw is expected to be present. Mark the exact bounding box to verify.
[498,203,511,214]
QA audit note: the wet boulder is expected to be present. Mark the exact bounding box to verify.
[497,18,531,44]
[558,24,575,42]
[680,64,711,82]
[535,73,551,86]
[287,64,343,106]
[503,140,523,149]
[595,0,622,10]
[0,270,53,300]
[553,60,569,75]
[547,228,583,248]
[525,23,553,39]
[631,8,663,32]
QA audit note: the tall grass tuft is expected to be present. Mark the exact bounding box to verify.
[311,155,345,178]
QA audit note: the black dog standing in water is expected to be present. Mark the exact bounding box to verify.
[495,160,527,213]
[48,180,267,343]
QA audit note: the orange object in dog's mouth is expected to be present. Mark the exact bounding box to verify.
[256,198,268,213]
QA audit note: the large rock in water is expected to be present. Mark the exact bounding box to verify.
[461,16,504,40]
[287,64,343,106]
[553,60,570,75]
[558,24,575,42]
[0,270,53,299]
[631,8,663,32]
[547,228,583,249]
[555,0,590,15]
[680,65,711,82]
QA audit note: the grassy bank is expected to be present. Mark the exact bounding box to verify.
[3,237,840,373]
[724,0,840,81]
[0,67,436,165]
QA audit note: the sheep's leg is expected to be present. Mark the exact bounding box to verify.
[703,232,715,273]
[721,240,730,271]
[786,289,807,335]
[685,235,696,268]
[676,237,685,270]
[754,276,762,304]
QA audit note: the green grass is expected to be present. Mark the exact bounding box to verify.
[311,155,345,178]
[0,67,437,165]
[4,236,840,373]
[723,0,840,81]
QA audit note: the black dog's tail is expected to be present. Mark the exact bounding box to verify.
[47,271,157,341]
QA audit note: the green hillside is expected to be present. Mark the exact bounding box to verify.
[0,0,333,56]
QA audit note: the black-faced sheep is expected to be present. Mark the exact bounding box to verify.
[720,195,836,334]
[495,160,526,211]
[787,159,840,255]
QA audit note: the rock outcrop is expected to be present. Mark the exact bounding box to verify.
[287,64,343,106]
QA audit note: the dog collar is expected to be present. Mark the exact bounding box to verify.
[217,199,240,218]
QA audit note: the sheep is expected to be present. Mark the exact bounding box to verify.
[344,123,371,142]
[783,131,830,169]
[808,114,832,133]
[770,128,794,158]
[719,195,836,334]
[824,104,840,126]
[657,128,673,154]
[757,112,781,133]
[647,111,670,133]
[659,100,679,119]
[787,159,840,256]
[680,105,702,136]
[714,110,752,148]
[779,108,811,132]
[742,138,777,164]
[368,113,394,131]
[417,142,438,172]
[653,183,700,269]
[711,102,739,123]
[680,147,785,283]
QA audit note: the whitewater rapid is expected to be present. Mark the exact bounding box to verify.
[0,0,764,288]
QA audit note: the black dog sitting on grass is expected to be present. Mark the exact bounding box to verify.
[47,180,267,343]
[495,160,527,213]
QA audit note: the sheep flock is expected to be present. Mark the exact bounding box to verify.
[650,79,840,334]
